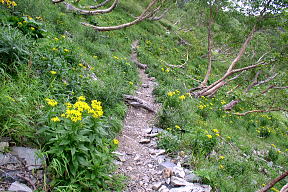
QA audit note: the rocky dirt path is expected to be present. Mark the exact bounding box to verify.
[114,41,211,192]
[115,68,162,191]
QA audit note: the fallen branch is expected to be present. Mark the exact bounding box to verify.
[87,0,110,9]
[63,0,119,15]
[233,108,288,116]
[223,100,241,111]
[81,0,160,31]
[131,40,147,69]
[124,95,155,112]
[257,170,288,192]
[52,0,65,3]
[261,85,288,94]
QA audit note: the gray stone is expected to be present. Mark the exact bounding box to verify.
[172,166,185,178]
[170,176,190,186]
[152,182,162,190]
[142,84,149,88]
[184,172,201,183]
[155,149,166,156]
[169,184,211,192]
[11,147,43,170]
[146,133,159,137]
[8,181,32,192]
[151,127,164,134]
[139,138,150,144]
[0,153,11,165]
[160,161,177,170]
[158,185,169,192]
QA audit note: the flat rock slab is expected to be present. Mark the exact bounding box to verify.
[11,147,43,170]
[8,181,32,192]
[169,184,212,192]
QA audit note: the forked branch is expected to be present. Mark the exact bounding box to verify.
[63,0,119,15]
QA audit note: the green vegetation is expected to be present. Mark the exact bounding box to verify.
[0,0,287,191]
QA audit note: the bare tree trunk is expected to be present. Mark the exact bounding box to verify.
[201,0,214,87]
[193,25,257,97]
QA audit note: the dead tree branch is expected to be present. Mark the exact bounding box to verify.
[63,0,119,15]
[233,108,288,116]
[149,7,171,21]
[81,0,160,31]
[88,0,110,9]
[124,95,155,112]
[257,170,288,192]
[52,0,65,4]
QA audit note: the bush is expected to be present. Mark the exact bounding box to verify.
[0,25,31,73]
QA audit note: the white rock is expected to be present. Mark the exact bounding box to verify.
[158,185,169,192]
[160,161,177,170]
[169,184,212,192]
[152,182,162,190]
[139,138,150,144]
[172,166,185,178]
[170,176,190,186]
[8,181,32,192]
[155,149,166,156]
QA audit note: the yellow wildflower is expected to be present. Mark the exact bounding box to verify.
[206,134,212,139]
[271,144,276,148]
[212,129,219,133]
[179,95,186,100]
[45,98,58,107]
[93,55,98,59]
[165,68,170,72]
[175,125,180,129]
[30,27,35,31]
[215,133,220,137]
[161,68,165,71]
[51,117,60,122]
[52,47,58,51]
[221,100,226,105]
[167,91,175,97]
[77,96,86,101]
[79,63,84,67]
[64,49,69,52]
[113,139,119,145]
[219,156,225,160]
[219,165,224,169]
[50,71,57,75]
[129,82,134,85]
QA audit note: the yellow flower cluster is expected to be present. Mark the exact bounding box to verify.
[206,134,212,139]
[62,96,104,122]
[45,98,58,107]
[113,139,119,145]
[161,68,170,72]
[167,90,180,97]
[0,0,17,7]
[51,116,60,122]
[178,95,186,100]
